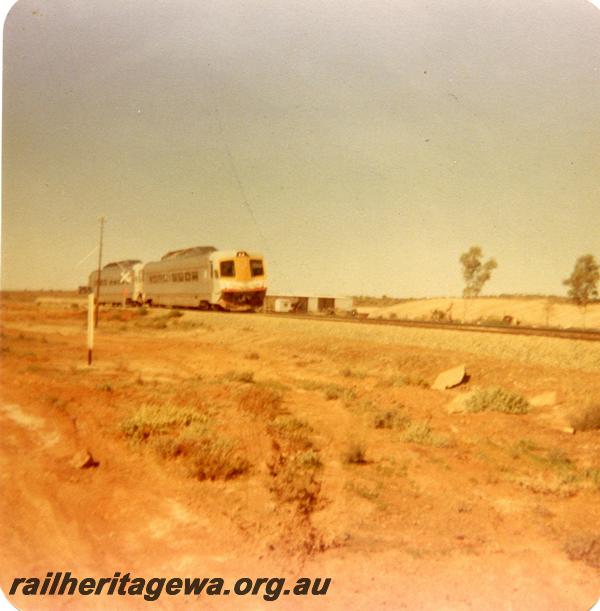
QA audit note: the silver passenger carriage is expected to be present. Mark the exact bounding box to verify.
[142,246,267,311]
[88,260,144,306]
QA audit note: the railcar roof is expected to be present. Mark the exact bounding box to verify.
[161,246,217,260]
[212,250,264,259]
[103,259,142,269]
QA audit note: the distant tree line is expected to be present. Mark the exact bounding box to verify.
[459,246,599,308]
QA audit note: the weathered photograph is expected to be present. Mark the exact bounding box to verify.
[1,0,599,608]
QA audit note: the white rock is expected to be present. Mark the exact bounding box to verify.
[432,364,467,390]
[70,450,96,469]
[529,391,557,407]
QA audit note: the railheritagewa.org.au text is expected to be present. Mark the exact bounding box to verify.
[9,571,332,602]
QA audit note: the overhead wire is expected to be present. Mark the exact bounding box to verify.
[214,107,269,251]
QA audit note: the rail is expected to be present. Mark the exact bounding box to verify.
[259,312,600,342]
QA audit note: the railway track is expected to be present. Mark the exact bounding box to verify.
[259,312,600,342]
[43,297,599,342]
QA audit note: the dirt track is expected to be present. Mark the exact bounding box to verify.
[1,300,599,609]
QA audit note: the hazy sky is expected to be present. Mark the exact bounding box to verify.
[2,0,599,297]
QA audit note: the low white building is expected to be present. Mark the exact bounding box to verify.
[266,295,354,314]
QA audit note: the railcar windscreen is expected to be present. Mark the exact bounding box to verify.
[250,259,264,277]
[220,261,235,277]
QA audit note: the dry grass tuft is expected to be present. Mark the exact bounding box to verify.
[238,385,283,418]
[134,316,168,329]
[340,367,367,379]
[343,441,368,465]
[268,416,313,450]
[184,437,250,480]
[564,533,600,568]
[121,403,205,442]
[376,374,429,389]
[399,374,430,388]
[268,441,323,517]
[372,405,410,430]
[325,386,340,400]
[224,370,255,384]
[296,379,357,403]
[582,467,600,489]
[121,403,249,480]
[464,387,529,414]
[372,410,397,429]
[568,403,600,431]
[402,421,451,447]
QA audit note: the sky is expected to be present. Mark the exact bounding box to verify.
[2,0,599,297]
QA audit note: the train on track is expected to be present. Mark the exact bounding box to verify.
[88,246,266,312]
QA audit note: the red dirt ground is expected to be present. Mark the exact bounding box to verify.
[0,299,599,609]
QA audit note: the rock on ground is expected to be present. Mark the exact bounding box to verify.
[70,450,97,469]
[432,364,467,391]
[529,391,557,407]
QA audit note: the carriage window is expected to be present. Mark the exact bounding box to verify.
[250,259,264,276]
[185,272,191,281]
[191,271,198,281]
[220,260,235,277]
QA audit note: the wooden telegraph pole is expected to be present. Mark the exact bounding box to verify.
[94,216,105,328]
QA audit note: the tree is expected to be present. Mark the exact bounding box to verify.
[459,246,497,298]
[563,254,599,308]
